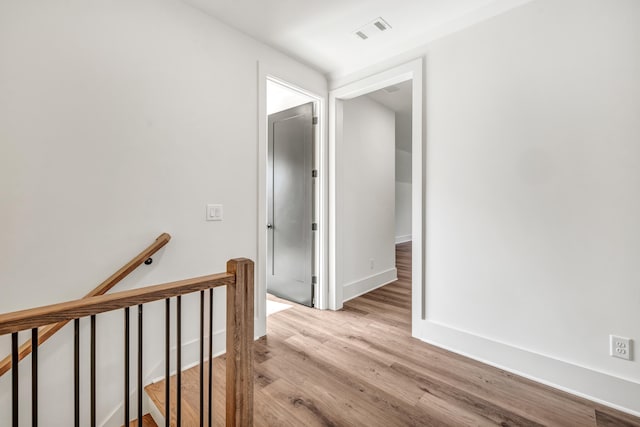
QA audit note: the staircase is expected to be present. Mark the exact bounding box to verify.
[0,257,254,427]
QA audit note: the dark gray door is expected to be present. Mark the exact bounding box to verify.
[267,102,315,307]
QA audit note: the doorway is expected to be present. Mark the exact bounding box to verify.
[265,79,319,308]
[329,59,423,336]
[336,80,413,304]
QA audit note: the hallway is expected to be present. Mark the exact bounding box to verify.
[148,243,640,426]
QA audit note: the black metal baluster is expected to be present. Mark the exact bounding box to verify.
[208,289,213,427]
[124,307,130,427]
[32,328,38,427]
[199,291,204,427]
[74,319,80,427]
[138,305,143,426]
[176,295,182,427]
[165,298,170,427]
[90,315,96,427]
[12,332,18,427]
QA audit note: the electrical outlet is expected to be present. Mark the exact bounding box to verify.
[369,258,375,270]
[610,335,632,361]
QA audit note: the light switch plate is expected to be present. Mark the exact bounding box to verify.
[206,204,223,221]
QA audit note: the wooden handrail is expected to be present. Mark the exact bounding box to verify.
[0,233,171,376]
[84,233,171,298]
[0,271,236,335]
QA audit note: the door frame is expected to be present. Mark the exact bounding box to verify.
[257,63,328,336]
[328,58,423,336]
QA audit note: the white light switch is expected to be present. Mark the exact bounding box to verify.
[206,204,223,221]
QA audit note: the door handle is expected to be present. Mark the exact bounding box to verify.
[267,223,273,229]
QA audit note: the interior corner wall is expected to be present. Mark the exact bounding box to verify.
[395,112,412,243]
[0,0,326,425]
[339,96,397,302]
[420,0,640,415]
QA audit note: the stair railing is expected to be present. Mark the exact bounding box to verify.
[0,233,171,378]
[0,258,254,427]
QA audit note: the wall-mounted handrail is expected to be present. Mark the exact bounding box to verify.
[0,232,171,377]
[86,233,171,298]
[0,258,254,427]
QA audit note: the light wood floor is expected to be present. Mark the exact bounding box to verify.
[147,242,640,426]
[124,414,158,427]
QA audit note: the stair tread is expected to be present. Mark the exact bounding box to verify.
[145,358,227,426]
[123,414,157,427]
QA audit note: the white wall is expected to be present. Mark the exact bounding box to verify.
[424,0,640,408]
[333,0,640,416]
[395,112,412,243]
[339,96,397,301]
[0,0,326,425]
[395,151,412,244]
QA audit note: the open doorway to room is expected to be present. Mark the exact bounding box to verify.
[329,59,423,334]
[367,81,413,301]
[334,81,412,302]
[265,78,320,315]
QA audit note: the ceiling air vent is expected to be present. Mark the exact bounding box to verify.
[354,17,392,41]
[373,20,390,31]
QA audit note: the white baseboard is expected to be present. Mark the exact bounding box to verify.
[416,319,640,417]
[343,268,397,302]
[395,235,412,244]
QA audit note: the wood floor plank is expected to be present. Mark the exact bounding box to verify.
[348,322,597,426]
[258,336,443,426]
[596,409,640,427]
[261,377,354,427]
[123,414,158,427]
[393,361,546,426]
[417,391,497,427]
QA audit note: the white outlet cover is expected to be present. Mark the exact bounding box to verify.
[610,335,632,361]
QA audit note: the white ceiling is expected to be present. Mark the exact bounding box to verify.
[183,0,532,79]
[367,80,413,115]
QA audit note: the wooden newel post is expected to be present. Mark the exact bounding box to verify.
[226,258,254,426]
